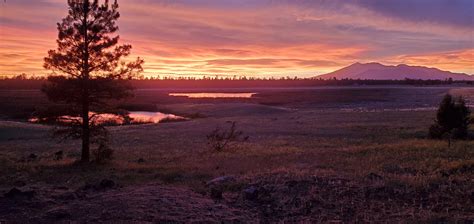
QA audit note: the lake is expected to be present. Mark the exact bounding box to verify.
[169,93,256,98]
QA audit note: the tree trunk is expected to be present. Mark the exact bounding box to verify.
[81,1,90,163]
[81,98,90,162]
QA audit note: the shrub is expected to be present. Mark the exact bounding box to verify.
[92,125,113,163]
[429,94,471,145]
[207,121,249,152]
[93,142,114,163]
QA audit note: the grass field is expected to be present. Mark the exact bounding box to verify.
[0,86,473,222]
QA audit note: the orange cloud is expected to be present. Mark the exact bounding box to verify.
[384,49,474,74]
[127,43,367,77]
[0,26,56,75]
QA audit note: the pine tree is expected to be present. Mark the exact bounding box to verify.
[429,94,471,147]
[43,0,144,162]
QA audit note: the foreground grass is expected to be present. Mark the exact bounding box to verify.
[1,138,472,222]
[1,137,472,189]
[339,139,473,180]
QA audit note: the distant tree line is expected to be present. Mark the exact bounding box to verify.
[0,74,466,83]
[1,76,472,90]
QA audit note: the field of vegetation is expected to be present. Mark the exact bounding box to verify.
[0,86,473,222]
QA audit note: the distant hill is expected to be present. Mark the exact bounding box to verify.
[316,62,474,80]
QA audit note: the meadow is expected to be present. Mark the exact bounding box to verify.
[0,85,473,222]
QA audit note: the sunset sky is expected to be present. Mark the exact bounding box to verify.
[0,0,473,78]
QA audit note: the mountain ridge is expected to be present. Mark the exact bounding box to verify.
[316,62,474,80]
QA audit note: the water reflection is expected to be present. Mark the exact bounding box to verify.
[169,93,256,98]
[128,111,185,124]
[29,111,186,125]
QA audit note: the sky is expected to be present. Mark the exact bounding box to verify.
[0,0,473,78]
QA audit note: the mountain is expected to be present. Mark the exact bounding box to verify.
[316,62,474,80]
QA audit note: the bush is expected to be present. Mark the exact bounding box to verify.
[429,94,471,143]
[93,142,114,163]
[207,121,248,152]
[92,125,113,163]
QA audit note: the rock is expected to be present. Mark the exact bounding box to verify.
[81,183,95,191]
[56,192,78,200]
[45,208,72,220]
[99,179,115,189]
[13,180,26,187]
[54,151,64,161]
[4,188,35,200]
[27,153,38,161]
[206,176,235,187]
[366,173,383,181]
[364,186,395,200]
[55,186,69,190]
[210,188,223,200]
[82,179,116,192]
[243,186,259,200]
[5,188,22,197]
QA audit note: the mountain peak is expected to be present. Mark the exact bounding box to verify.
[366,62,383,65]
[350,62,382,66]
[316,62,473,80]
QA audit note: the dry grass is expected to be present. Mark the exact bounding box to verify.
[1,118,472,191]
[0,86,473,222]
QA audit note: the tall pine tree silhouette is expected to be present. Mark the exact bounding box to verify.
[43,0,144,162]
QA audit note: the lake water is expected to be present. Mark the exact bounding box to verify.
[29,111,185,125]
[169,93,256,98]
